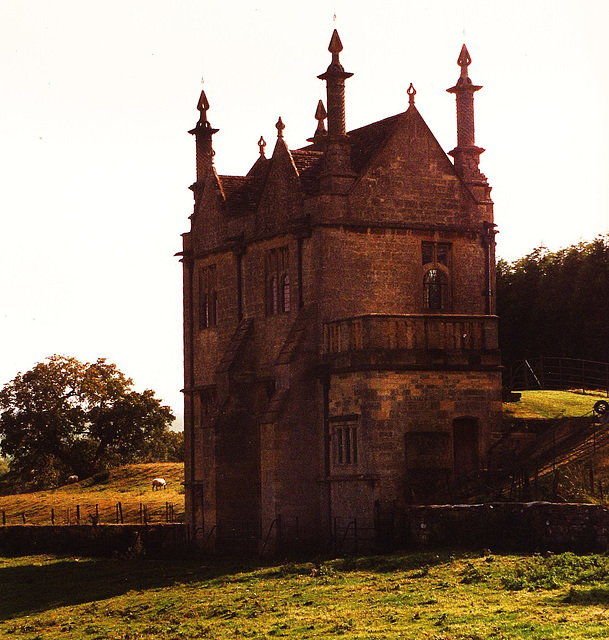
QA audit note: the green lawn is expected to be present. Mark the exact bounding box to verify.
[503,390,607,421]
[1,551,609,639]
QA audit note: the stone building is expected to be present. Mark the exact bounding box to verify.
[180,31,502,551]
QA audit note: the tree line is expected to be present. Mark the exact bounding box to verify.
[497,235,609,365]
[0,355,182,492]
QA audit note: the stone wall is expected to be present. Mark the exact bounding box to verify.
[327,369,502,506]
[399,502,609,553]
[0,524,188,557]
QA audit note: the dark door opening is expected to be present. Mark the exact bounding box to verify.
[453,417,479,478]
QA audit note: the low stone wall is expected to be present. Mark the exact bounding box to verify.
[2,504,607,557]
[399,502,609,553]
[0,523,188,557]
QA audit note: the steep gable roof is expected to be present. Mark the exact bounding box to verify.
[216,105,464,215]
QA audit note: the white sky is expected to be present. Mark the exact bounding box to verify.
[1,0,608,421]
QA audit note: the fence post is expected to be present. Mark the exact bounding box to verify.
[119,502,123,524]
[96,504,99,523]
[582,360,586,393]
[21,512,26,524]
[140,502,143,525]
[2,510,5,526]
[76,504,80,525]
[51,508,55,525]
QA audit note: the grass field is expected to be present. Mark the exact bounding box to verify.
[2,392,609,637]
[503,390,607,421]
[0,463,184,526]
[2,550,609,639]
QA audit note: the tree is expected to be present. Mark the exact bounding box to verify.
[497,235,609,364]
[0,355,175,488]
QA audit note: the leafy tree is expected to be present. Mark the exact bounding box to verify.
[497,236,609,364]
[0,355,175,489]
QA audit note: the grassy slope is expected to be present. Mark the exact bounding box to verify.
[503,390,607,420]
[0,463,184,525]
[2,551,609,639]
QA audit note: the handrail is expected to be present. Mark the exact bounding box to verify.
[259,517,280,557]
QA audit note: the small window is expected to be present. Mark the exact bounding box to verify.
[327,324,341,352]
[266,247,290,315]
[436,243,450,266]
[199,265,218,329]
[421,242,451,311]
[281,274,291,313]
[422,241,451,267]
[196,387,217,425]
[334,424,358,466]
[422,241,435,265]
[424,269,448,310]
[269,275,279,315]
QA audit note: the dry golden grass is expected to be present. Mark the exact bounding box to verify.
[0,462,184,525]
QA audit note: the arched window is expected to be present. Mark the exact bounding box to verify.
[422,241,451,311]
[281,274,291,313]
[266,246,290,316]
[423,268,448,310]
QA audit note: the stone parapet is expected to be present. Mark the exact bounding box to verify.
[322,314,500,370]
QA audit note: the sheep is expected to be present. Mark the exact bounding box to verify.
[66,475,79,484]
[152,477,166,490]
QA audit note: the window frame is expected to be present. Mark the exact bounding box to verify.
[198,265,218,329]
[421,241,452,312]
[266,247,291,316]
[331,420,359,469]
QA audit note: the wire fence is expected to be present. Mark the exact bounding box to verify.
[0,501,182,527]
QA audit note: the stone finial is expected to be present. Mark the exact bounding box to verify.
[275,117,285,138]
[407,83,416,107]
[447,44,489,194]
[258,136,266,157]
[328,29,343,55]
[458,45,472,71]
[456,44,474,85]
[197,89,211,126]
[314,100,328,136]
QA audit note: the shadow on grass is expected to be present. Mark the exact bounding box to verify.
[564,586,609,605]
[0,549,461,620]
[0,556,248,620]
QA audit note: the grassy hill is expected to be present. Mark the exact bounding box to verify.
[503,389,607,421]
[0,462,184,526]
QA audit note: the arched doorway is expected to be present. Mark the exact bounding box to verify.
[453,417,479,479]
